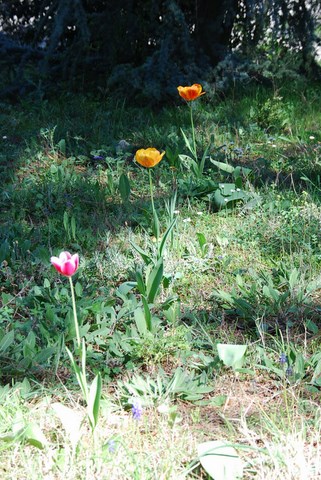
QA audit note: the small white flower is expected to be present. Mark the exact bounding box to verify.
[230,189,235,193]
[236,188,241,192]
[224,199,228,202]
[183,217,191,222]
[197,211,203,215]
[272,144,277,148]
[2,136,7,139]
[173,210,180,215]
[309,135,315,140]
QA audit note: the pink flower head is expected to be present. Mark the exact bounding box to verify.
[50,251,79,277]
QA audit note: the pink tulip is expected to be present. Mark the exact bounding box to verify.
[50,251,79,277]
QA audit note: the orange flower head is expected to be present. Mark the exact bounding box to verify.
[135,148,165,168]
[177,84,205,101]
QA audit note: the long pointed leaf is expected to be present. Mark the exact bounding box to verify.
[130,240,152,265]
[180,128,195,156]
[147,257,163,303]
[88,373,102,430]
[142,296,152,332]
[158,218,176,259]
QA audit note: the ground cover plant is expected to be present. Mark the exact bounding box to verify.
[1,81,321,479]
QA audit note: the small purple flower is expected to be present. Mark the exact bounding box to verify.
[131,398,143,421]
[286,367,293,377]
[279,353,288,364]
[93,155,104,161]
[107,439,116,453]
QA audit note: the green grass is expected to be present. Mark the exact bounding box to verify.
[1,81,321,478]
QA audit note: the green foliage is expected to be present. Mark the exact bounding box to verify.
[198,441,243,480]
[213,265,320,329]
[217,344,247,371]
[1,1,320,101]
[118,367,213,406]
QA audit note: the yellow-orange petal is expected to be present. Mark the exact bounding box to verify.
[135,147,165,168]
[177,83,205,101]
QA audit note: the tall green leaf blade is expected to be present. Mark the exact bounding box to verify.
[146,257,164,303]
[0,330,14,353]
[158,218,176,259]
[130,240,152,265]
[142,296,152,332]
[198,441,243,480]
[119,173,131,203]
[88,373,102,430]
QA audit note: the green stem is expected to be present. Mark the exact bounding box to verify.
[69,276,81,348]
[189,103,197,160]
[148,169,155,214]
[148,168,159,241]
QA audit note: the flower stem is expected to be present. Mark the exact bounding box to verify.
[148,169,159,241]
[69,276,81,348]
[148,169,155,213]
[189,103,197,160]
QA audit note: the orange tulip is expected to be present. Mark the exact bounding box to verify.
[135,148,165,168]
[177,84,205,101]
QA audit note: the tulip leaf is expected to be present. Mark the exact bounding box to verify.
[130,240,152,266]
[198,441,243,480]
[52,402,83,447]
[217,344,247,371]
[88,373,102,430]
[0,330,14,353]
[180,128,195,156]
[119,173,131,203]
[146,257,163,303]
[22,423,48,450]
[158,218,176,259]
[210,159,235,173]
[152,207,160,240]
[142,296,152,332]
[179,154,198,172]
[134,307,148,335]
[135,268,146,296]
[71,216,76,240]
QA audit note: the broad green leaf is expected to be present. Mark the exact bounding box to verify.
[57,138,66,155]
[63,211,69,233]
[23,423,48,449]
[210,159,235,173]
[135,269,146,296]
[0,330,14,353]
[134,307,148,335]
[119,173,131,203]
[152,207,160,240]
[142,296,152,332]
[130,240,152,266]
[180,129,195,156]
[178,154,198,171]
[158,218,176,259]
[217,344,247,370]
[146,257,163,303]
[88,373,102,430]
[75,282,83,297]
[212,183,251,208]
[71,216,76,240]
[196,232,207,249]
[198,440,243,480]
[52,402,83,447]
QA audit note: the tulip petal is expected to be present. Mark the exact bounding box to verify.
[51,252,79,276]
[177,84,205,101]
[50,256,63,274]
[135,148,165,168]
[59,251,72,262]
[60,260,77,276]
[71,254,79,270]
